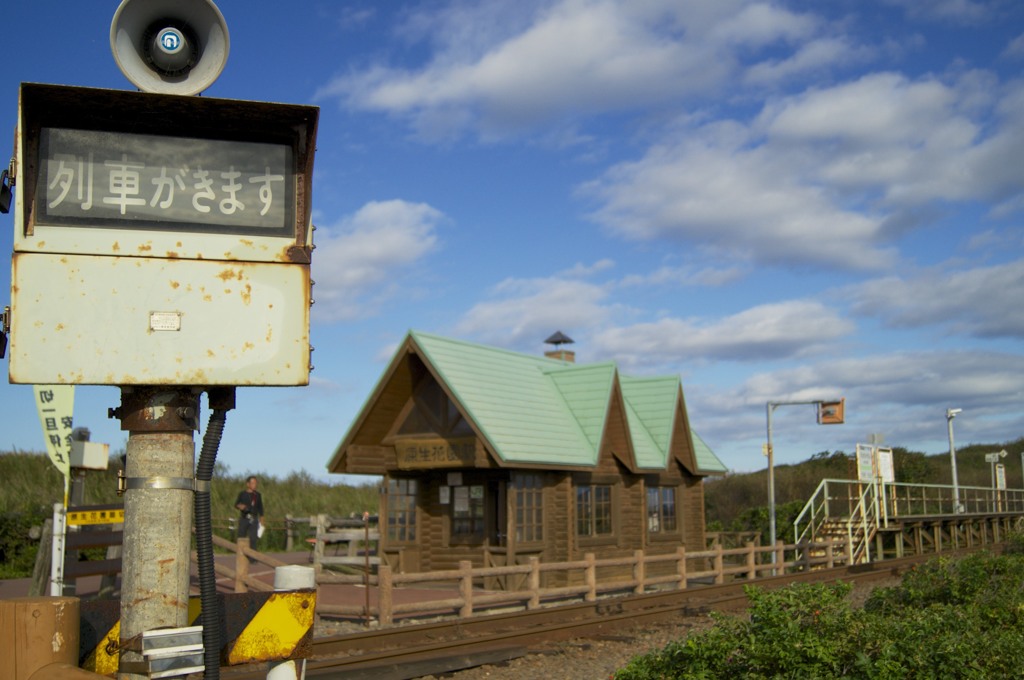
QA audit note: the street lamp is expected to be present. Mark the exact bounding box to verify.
[946,408,962,513]
[765,398,844,573]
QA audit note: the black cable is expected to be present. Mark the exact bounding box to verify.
[195,407,227,679]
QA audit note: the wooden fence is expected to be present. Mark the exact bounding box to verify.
[313,537,851,625]
[216,517,1015,628]
[215,534,849,623]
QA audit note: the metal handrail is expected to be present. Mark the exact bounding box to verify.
[793,478,831,547]
[793,479,1024,564]
[848,480,878,563]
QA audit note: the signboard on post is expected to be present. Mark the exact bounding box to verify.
[876,447,895,484]
[856,443,874,482]
[8,83,319,386]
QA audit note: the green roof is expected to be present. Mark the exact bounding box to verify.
[412,332,598,466]
[692,430,727,473]
[620,375,680,470]
[408,331,727,474]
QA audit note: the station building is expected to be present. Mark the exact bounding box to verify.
[328,331,727,577]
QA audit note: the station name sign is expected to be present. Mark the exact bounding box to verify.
[396,438,477,469]
[39,128,292,235]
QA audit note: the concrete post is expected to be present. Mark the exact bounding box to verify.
[114,388,198,680]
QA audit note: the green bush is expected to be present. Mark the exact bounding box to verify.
[615,550,1024,680]
[0,507,50,578]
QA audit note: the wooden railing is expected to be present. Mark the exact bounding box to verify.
[194,535,281,593]
[222,513,1018,628]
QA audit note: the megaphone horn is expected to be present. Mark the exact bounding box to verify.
[110,0,230,96]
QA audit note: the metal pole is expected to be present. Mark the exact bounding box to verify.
[766,403,777,574]
[946,409,961,513]
[991,460,996,513]
[115,387,199,680]
[762,397,843,574]
[49,503,65,597]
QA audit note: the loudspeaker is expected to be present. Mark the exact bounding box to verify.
[110,0,230,96]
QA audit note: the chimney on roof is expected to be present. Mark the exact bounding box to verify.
[544,331,575,363]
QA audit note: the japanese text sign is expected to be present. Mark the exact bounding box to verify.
[39,128,292,235]
[15,83,318,264]
[33,384,74,481]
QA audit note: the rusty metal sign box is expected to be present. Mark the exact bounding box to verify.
[8,83,318,386]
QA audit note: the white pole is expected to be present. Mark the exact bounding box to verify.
[766,403,776,575]
[946,409,961,513]
[49,502,65,597]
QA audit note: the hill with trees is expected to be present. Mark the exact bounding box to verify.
[704,436,1024,544]
[2,436,1021,577]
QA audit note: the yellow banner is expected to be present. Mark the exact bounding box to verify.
[67,508,124,526]
[33,385,75,482]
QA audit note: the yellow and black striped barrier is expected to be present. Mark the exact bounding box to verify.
[80,589,316,674]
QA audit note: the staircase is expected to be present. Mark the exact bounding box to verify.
[793,479,881,565]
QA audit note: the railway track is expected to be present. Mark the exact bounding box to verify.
[222,552,949,680]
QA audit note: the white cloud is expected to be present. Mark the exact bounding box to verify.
[454,275,614,349]
[618,264,747,288]
[584,69,1024,271]
[761,72,965,146]
[1005,32,1024,59]
[592,300,854,369]
[880,0,992,24]
[758,72,991,206]
[311,200,443,322]
[743,34,876,86]
[316,0,822,139]
[707,2,817,47]
[582,121,895,270]
[848,260,1024,339]
[692,348,1024,471]
[746,351,1017,403]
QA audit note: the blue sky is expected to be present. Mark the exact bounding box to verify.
[1,0,1022,485]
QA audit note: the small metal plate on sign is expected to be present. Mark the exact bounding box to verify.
[150,312,181,332]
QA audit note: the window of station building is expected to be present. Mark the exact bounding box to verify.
[386,478,418,543]
[646,486,678,534]
[512,473,544,543]
[576,484,613,537]
[451,484,486,540]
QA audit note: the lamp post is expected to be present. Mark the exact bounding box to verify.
[946,408,962,513]
[765,398,844,574]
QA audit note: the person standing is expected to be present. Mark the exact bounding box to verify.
[235,475,265,555]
